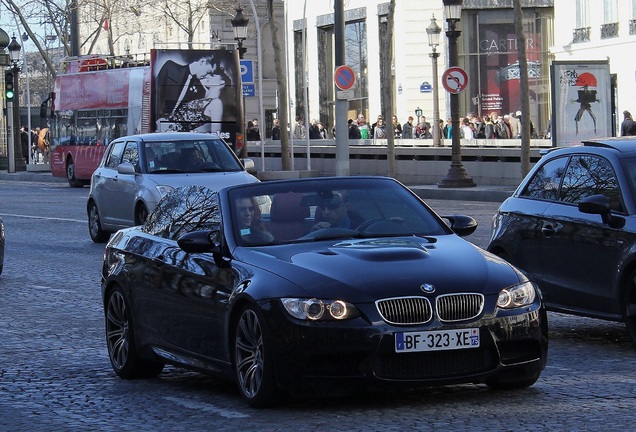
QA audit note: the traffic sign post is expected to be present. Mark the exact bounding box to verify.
[442,66,469,94]
[334,65,356,91]
[240,59,254,84]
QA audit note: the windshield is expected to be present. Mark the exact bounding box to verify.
[227,178,449,246]
[143,138,242,173]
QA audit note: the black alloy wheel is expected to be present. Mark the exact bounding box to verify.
[105,286,164,379]
[233,306,278,407]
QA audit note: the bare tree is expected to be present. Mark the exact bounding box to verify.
[163,0,210,49]
[266,0,290,170]
[380,0,396,177]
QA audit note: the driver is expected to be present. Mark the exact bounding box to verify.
[181,147,205,170]
[311,192,363,231]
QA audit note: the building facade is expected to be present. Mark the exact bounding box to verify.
[286,0,554,138]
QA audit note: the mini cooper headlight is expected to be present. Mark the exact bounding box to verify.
[281,298,360,321]
[497,281,537,309]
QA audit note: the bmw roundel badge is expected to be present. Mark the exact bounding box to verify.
[420,283,435,293]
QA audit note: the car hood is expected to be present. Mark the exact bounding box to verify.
[147,171,258,189]
[236,235,523,301]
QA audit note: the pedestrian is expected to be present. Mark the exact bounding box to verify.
[271,118,281,140]
[308,119,321,139]
[483,115,496,139]
[317,122,327,139]
[20,126,29,163]
[621,110,636,136]
[293,116,306,139]
[373,117,387,139]
[356,114,370,139]
[247,118,261,141]
[348,119,361,139]
[392,115,402,139]
[402,116,414,139]
[510,111,522,138]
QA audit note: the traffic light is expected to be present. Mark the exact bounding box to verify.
[5,70,14,101]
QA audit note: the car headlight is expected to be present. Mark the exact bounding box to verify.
[281,298,360,321]
[497,281,537,309]
[156,185,175,197]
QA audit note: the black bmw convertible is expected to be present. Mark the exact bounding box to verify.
[101,176,547,407]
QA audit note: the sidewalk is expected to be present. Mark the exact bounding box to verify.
[0,169,515,202]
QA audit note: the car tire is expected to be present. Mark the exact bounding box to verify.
[105,285,164,379]
[623,271,636,346]
[66,158,84,188]
[135,203,149,225]
[485,371,540,390]
[88,200,110,243]
[233,305,279,407]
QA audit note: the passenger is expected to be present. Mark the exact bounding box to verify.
[236,197,274,243]
[180,147,205,170]
[311,193,364,231]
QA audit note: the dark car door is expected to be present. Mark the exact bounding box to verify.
[539,155,622,314]
[492,155,569,274]
[133,186,237,364]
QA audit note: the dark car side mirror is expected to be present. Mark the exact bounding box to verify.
[177,230,222,254]
[578,194,625,229]
[441,214,478,237]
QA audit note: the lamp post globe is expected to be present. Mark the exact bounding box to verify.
[231,6,249,59]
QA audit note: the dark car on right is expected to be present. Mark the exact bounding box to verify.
[488,138,636,345]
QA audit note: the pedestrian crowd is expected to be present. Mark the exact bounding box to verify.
[258,109,554,143]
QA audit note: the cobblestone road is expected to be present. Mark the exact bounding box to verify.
[1,181,635,431]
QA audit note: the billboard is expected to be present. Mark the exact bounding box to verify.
[151,48,243,143]
[550,61,611,146]
[478,24,542,115]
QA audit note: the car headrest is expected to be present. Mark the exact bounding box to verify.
[270,193,309,222]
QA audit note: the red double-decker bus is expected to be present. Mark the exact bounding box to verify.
[50,49,245,187]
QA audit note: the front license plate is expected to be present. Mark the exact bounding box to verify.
[395,328,480,353]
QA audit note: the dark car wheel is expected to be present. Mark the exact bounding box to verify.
[105,286,164,379]
[233,306,279,407]
[66,158,84,188]
[88,201,110,243]
[135,203,149,225]
[623,271,636,346]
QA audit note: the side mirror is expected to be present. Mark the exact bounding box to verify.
[177,230,222,254]
[242,158,255,171]
[442,214,478,237]
[117,162,137,175]
[578,194,625,229]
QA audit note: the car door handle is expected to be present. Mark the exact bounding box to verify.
[541,225,555,236]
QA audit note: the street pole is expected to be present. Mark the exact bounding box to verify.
[334,0,349,176]
[427,16,442,148]
[438,1,474,188]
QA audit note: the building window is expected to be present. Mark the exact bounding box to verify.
[315,20,368,136]
[576,0,589,28]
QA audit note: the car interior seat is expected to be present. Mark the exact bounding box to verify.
[268,192,310,241]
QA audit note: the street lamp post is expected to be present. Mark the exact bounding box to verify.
[415,107,422,127]
[7,35,25,172]
[427,16,442,148]
[438,0,475,188]
[231,6,249,60]
[231,6,249,158]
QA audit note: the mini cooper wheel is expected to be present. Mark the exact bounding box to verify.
[623,271,636,346]
[233,306,278,407]
[105,286,164,379]
[88,201,110,243]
